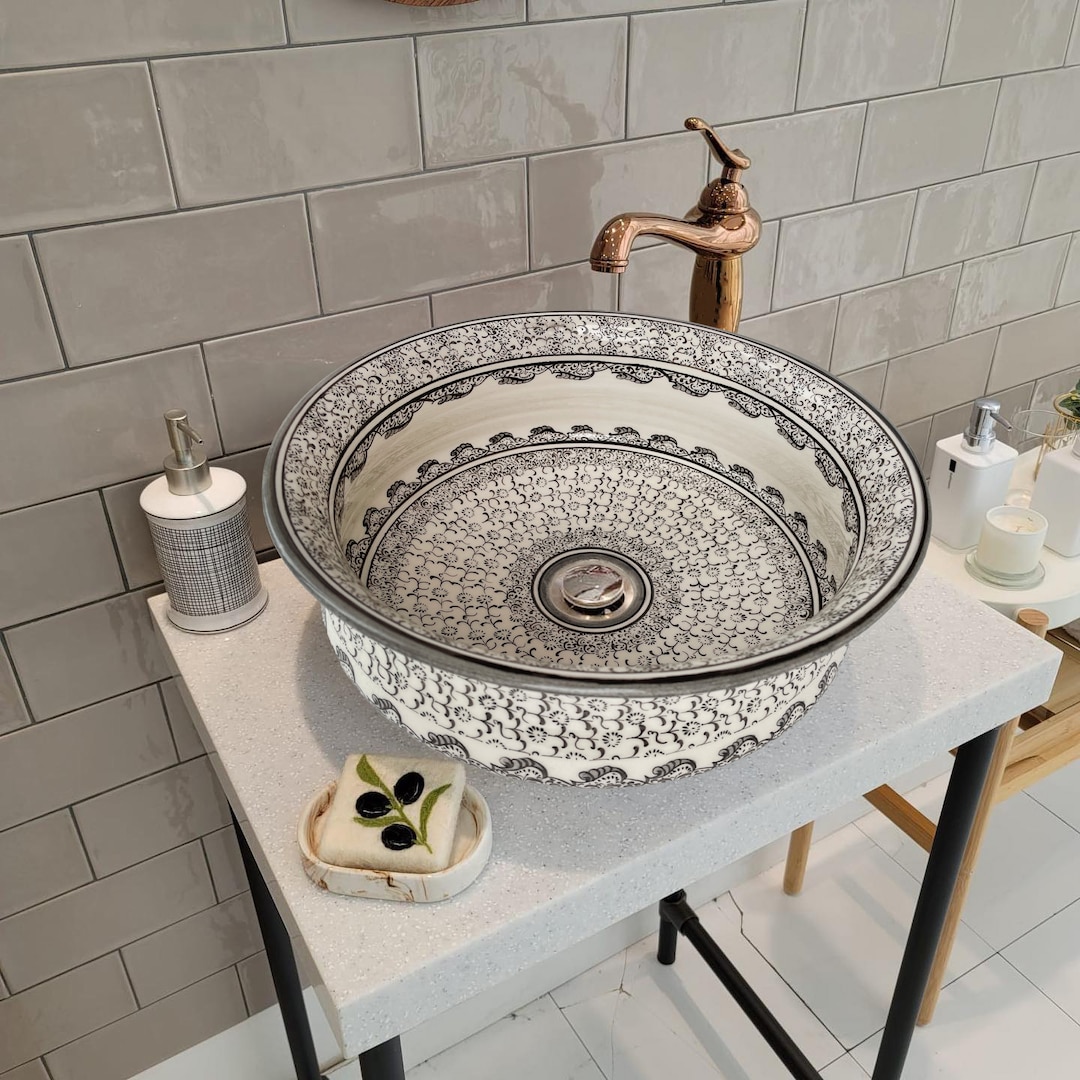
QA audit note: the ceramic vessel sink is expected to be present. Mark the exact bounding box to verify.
[266,314,928,786]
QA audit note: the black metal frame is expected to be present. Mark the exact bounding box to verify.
[657,725,1001,1080]
[236,722,1001,1080]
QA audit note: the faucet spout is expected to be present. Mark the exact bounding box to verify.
[589,209,760,273]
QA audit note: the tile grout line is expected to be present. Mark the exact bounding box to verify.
[66,803,99,883]
[96,488,133,592]
[278,0,291,45]
[998,951,1080,1031]
[144,60,181,210]
[25,234,70,370]
[158,682,184,765]
[115,947,141,1007]
[621,14,632,142]
[727,888,850,1055]
[936,0,959,87]
[411,35,426,172]
[978,78,1004,174]
[0,630,34,729]
[790,0,811,116]
[300,194,325,316]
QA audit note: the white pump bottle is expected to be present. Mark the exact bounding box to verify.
[928,398,1017,550]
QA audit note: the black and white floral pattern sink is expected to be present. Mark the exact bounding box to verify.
[266,314,928,786]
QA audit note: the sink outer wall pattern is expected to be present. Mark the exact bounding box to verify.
[266,313,928,785]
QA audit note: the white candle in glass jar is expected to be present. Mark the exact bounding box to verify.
[975,506,1048,577]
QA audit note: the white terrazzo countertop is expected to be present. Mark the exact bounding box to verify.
[149,559,1059,1058]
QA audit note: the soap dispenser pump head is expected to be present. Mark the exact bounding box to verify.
[163,409,211,495]
[963,398,1012,454]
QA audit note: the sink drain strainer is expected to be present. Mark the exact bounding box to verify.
[533,549,651,632]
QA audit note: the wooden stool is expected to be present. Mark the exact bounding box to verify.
[783,609,1080,1025]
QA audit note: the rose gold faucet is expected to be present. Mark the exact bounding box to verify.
[590,117,761,333]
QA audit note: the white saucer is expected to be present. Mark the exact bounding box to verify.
[298,781,491,902]
[964,551,1046,590]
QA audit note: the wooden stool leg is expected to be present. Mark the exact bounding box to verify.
[783,822,815,896]
[916,608,1049,1025]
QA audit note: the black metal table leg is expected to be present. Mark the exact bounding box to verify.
[659,891,822,1080]
[233,814,326,1080]
[870,725,1000,1080]
[359,1037,407,1080]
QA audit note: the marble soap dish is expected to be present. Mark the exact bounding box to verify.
[298,782,492,902]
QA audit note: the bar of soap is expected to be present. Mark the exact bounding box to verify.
[318,754,466,874]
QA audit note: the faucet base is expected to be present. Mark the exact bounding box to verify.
[689,254,742,334]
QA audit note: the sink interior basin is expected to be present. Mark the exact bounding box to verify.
[267,314,927,785]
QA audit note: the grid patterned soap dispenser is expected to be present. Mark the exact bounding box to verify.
[140,409,268,633]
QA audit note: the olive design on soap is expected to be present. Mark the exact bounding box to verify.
[381,823,417,850]
[355,791,392,819]
[393,772,424,805]
[352,755,451,856]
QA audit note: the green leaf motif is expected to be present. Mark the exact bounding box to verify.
[353,816,392,827]
[356,754,387,792]
[418,783,452,844]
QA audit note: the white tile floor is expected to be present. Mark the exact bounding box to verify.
[136,757,1080,1080]
[410,757,1080,1080]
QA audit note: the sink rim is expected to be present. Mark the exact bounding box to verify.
[264,312,929,698]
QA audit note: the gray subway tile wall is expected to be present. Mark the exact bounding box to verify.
[797,0,953,109]
[1023,152,1080,242]
[0,494,123,627]
[0,843,215,991]
[43,969,248,1080]
[0,0,285,69]
[627,2,804,137]
[0,956,136,1074]
[0,65,173,233]
[941,0,1077,83]
[0,812,93,921]
[854,82,1000,200]
[905,166,1036,274]
[120,893,260,1006]
[417,19,627,165]
[152,41,423,206]
[830,266,961,375]
[0,687,175,829]
[5,0,1080,1073]
[309,161,528,310]
[36,199,318,366]
[74,757,231,877]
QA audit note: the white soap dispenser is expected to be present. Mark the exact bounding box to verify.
[140,409,268,632]
[1030,434,1080,556]
[928,398,1017,550]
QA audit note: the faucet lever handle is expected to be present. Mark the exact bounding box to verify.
[685,117,751,181]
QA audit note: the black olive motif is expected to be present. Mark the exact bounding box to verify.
[393,771,425,805]
[381,823,416,850]
[355,791,392,819]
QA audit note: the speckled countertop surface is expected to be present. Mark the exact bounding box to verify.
[149,559,1059,1057]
